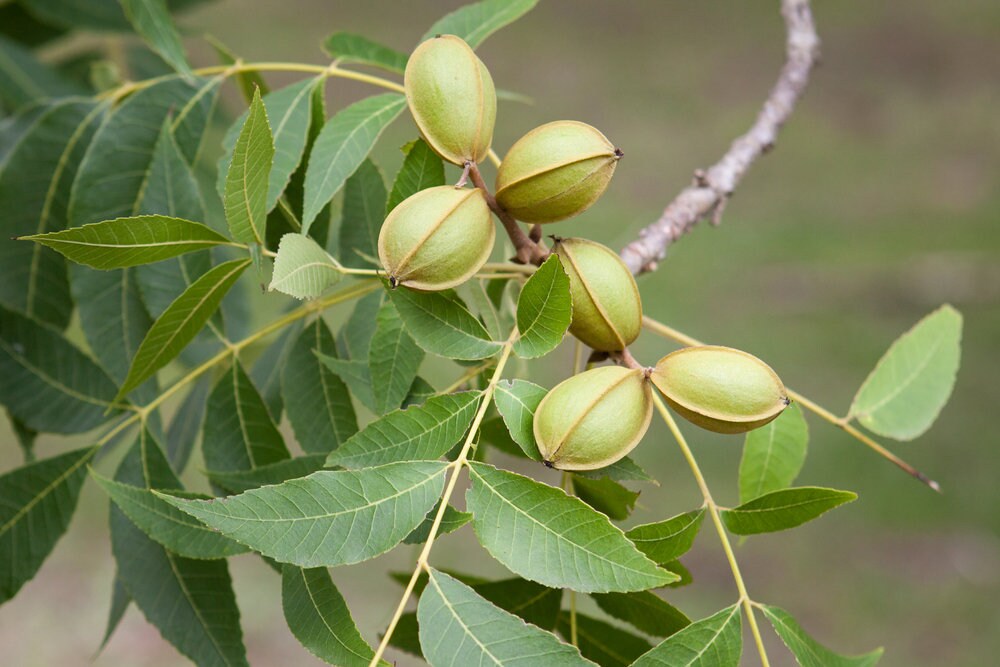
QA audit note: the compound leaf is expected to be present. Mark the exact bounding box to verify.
[721,487,857,536]
[389,287,502,360]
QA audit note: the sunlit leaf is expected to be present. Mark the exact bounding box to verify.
[513,254,572,358]
[760,604,883,667]
[417,568,594,667]
[632,604,742,667]
[850,305,962,440]
[283,318,358,454]
[160,461,448,568]
[739,403,809,503]
[422,0,540,49]
[282,565,386,666]
[0,305,121,433]
[326,391,481,469]
[721,487,857,536]
[116,258,250,400]
[626,510,705,566]
[492,378,546,460]
[268,232,341,299]
[23,215,232,269]
[302,93,405,233]
[389,287,502,360]
[466,462,676,592]
[224,87,273,245]
[0,446,95,604]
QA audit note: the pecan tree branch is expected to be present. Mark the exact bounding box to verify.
[620,0,820,275]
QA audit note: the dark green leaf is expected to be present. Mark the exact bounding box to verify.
[0,446,95,603]
[417,568,594,666]
[283,318,358,454]
[338,158,387,268]
[268,232,342,299]
[0,305,121,433]
[572,475,639,521]
[739,403,808,503]
[574,457,653,484]
[386,612,422,658]
[338,289,384,359]
[8,412,37,463]
[370,299,424,414]
[20,0,129,31]
[626,510,705,566]
[492,378,546,460]
[203,359,290,472]
[302,93,405,233]
[119,0,191,75]
[165,375,210,472]
[317,355,376,414]
[632,605,742,667]
[322,32,408,74]
[206,455,328,494]
[721,487,857,536]
[591,591,690,638]
[116,258,249,400]
[326,391,481,469]
[0,4,66,48]
[513,254,572,358]
[248,320,303,421]
[92,470,249,558]
[206,35,268,102]
[422,0,540,49]
[159,461,448,568]
[111,430,248,666]
[403,500,472,544]
[224,87,273,245]
[70,76,221,226]
[850,304,962,440]
[466,462,677,593]
[557,612,652,667]
[98,572,130,653]
[24,215,232,269]
[389,287,502,360]
[0,99,104,327]
[282,565,386,666]
[386,138,445,213]
[760,604,883,667]
[0,34,85,109]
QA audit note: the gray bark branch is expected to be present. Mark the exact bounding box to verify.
[620,0,820,275]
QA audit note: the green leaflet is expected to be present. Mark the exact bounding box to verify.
[557,612,652,667]
[0,305,121,433]
[591,591,690,638]
[0,98,104,328]
[572,475,639,521]
[626,509,705,566]
[632,604,742,667]
[282,565,387,667]
[466,462,677,593]
[403,501,473,545]
[224,87,274,245]
[389,287,502,360]
[203,359,290,473]
[269,233,341,299]
[282,318,358,454]
[386,138,445,213]
[119,0,191,75]
[302,93,406,233]
[206,455,328,494]
[0,446,96,604]
[0,34,86,109]
[492,378,547,460]
[850,305,962,440]
[417,569,594,667]
[739,402,809,503]
[111,429,248,666]
[760,604,883,667]
[326,391,481,469]
[322,32,408,74]
[92,471,249,559]
[369,299,424,415]
[720,486,857,536]
[422,0,540,49]
[338,158,387,269]
[513,254,572,358]
[159,461,449,568]
[24,215,232,269]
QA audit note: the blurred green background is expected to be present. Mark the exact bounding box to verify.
[1,1,997,665]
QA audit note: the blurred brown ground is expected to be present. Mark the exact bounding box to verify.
[1,1,997,665]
